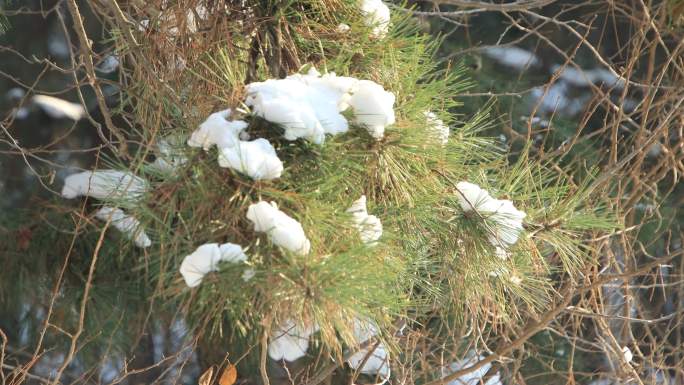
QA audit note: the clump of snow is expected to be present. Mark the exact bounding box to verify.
[218,138,283,180]
[7,89,28,120]
[137,19,150,32]
[62,170,148,202]
[347,195,383,244]
[97,55,120,74]
[189,109,283,180]
[268,320,319,361]
[551,64,626,89]
[247,201,311,255]
[151,136,189,174]
[245,67,395,142]
[336,23,351,33]
[348,80,395,139]
[456,181,526,248]
[245,69,354,143]
[179,242,249,287]
[441,351,502,385]
[488,267,524,284]
[188,109,247,151]
[622,346,633,363]
[32,95,86,121]
[494,246,509,260]
[94,207,151,248]
[347,318,390,384]
[551,64,594,87]
[590,68,626,89]
[527,64,627,119]
[483,46,540,70]
[241,268,256,281]
[47,30,70,58]
[520,116,550,128]
[529,82,589,117]
[13,108,29,120]
[6,87,25,101]
[361,0,391,38]
[647,142,663,159]
[181,5,209,34]
[424,111,449,145]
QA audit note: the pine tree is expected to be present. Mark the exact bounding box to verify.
[0,1,618,384]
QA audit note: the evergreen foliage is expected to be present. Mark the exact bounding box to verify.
[0,1,622,383]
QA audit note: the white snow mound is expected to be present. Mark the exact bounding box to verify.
[268,319,319,361]
[347,195,383,244]
[179,242,249,287]
[456,181,526,247]
[424,111,449,145]
[188,109,248,150]
[245,67,395,142]
[483,46,540,70]
[441,351,502,385]
[95,207,151,248]
[151,136,188,174]
[218,138,283,180]
[32,95,85,120]
[347,317,391,384]
[62,170,148,202]
[246,201,311,255]
[361,0,391,38]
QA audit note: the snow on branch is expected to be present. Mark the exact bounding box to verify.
[268,319,319,361]
[94,207,151,248]
[347,317,391,384]
[188,109,283,180]
[179,242,252,288]
[424,111,450,145]
[246,201,311,255]
[218,138,283,180]
[456,181,526,250]
[187,109,247,151]
[347,195,383,244]
[245,67,395,142]
[361,0,391,38]
[62,170,148,202]
[440,351,502,385]
[150,136,189,175]
[32,95,86,120]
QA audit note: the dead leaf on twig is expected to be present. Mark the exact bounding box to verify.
[219,364,237,385]
[199,366,214,385]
